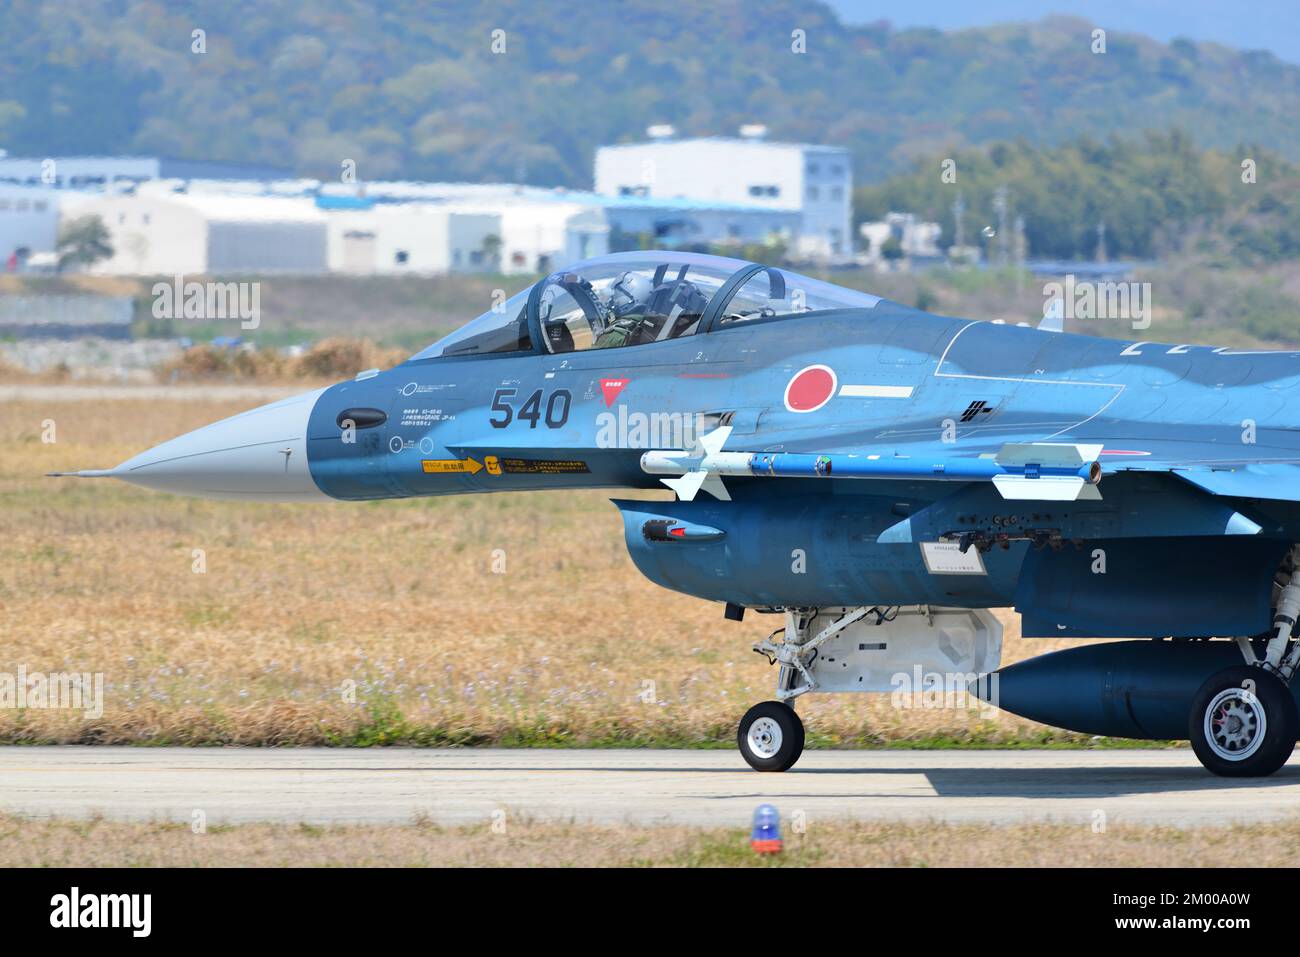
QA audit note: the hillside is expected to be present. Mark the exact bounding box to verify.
[855,131,1300,262]
[4,1,1300,186]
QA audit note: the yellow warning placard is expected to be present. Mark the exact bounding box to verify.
[499,458,590,475]
[421,457,483,475]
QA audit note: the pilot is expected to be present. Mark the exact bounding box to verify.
[594,269,709,348]
[594,271,655,349]
[609,270,655,319]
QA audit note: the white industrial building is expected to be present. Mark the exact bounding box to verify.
[50,183,610,277]
[41,175,797,277]
[325,203,500,275]
[594,127,853,260]
[322,195,608,276]
[34,173,799,278]
[0,185,60,268]
[322,184,611,274]
[481,199,608,274]
[599,195,799,251]
[60,191,328,274]
[859,212,945,268]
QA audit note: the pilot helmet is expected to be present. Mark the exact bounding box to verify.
[608,270,654,318]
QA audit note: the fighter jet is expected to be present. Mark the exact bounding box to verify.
[55,251,1300,776]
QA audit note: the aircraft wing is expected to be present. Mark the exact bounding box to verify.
[1161,463,1300,502]
[1081,438,1300,503]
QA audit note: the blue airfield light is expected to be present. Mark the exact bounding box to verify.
[750,803,782,854]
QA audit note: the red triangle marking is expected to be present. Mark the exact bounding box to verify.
[600,377,630,407]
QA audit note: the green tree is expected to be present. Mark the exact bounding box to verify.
[481,233,502,270]
[56,215,114,272]
[6,4,1300,187]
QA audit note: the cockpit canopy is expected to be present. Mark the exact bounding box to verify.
[409,251,881,361]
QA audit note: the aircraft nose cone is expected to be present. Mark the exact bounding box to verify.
[113,387,329,501]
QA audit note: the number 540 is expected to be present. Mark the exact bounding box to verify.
[489,388,571,429]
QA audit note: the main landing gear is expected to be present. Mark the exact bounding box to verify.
[1189,665,1296,777]
[1190,547,1300,777]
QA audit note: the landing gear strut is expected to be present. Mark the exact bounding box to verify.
[736,607,883,772]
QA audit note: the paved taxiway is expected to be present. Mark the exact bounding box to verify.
[1,748,1297,827]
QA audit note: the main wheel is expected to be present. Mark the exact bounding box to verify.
[737,700,805,772]
[1189,665,1297,777]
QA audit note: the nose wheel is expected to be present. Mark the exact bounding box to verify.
[737,701,805,772]
[1189,665,1297,777]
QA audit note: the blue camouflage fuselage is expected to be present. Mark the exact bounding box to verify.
[303,300,1300,638]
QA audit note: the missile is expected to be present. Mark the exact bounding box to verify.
[642,429,1103,502]
[644,425,736,501]
[969,640,1300,739]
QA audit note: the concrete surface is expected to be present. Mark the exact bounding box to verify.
[2,748,1299,828]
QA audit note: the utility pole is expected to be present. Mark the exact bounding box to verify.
[1013,213,1026,294]
[993,186,1009,267]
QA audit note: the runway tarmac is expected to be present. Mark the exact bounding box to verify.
[1,747,1298,828]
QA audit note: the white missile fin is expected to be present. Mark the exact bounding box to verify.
[700,472,731,501]
[699,424,733,458]
[662,471,708,502]
[992,475,1087,501]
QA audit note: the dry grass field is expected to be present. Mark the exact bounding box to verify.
[0,391,1157,749]
[1,813,1292,867]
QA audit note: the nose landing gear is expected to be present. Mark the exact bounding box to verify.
[737,700,805,772]
[733,605,1002,772]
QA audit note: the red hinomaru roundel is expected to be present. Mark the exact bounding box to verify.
[783,365,837,413]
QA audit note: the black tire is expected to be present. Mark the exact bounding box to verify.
[1189,665,1297,777]
[737,700,805,772]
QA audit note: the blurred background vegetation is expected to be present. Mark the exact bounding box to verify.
[5,0,1300,192]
